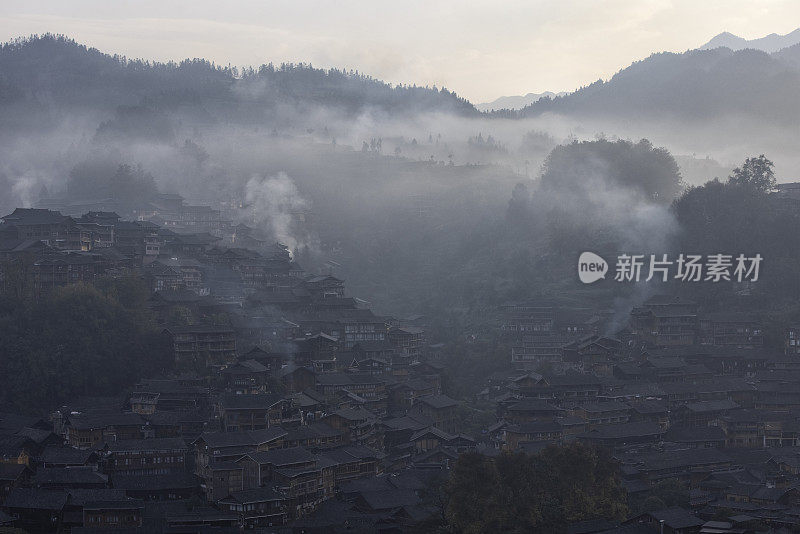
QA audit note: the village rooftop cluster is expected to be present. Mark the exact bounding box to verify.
[2,193,800,533]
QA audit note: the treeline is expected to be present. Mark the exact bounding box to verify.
[0,35,233,110]
[518,47,800,124]
[0,276,172,413]
[409,138,686,320]
[403,141,800,340]
[0,34,476,118]
[417,443,628,533]
[239,62,477,115]
[671,155,800,309]
[62,161,160,210]
[497,142,800,324]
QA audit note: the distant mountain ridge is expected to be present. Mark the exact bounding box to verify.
[4,32,800,129]
[476,91,568,111]
[0,34,478,120]
[700,29,800,53]
[772,42,800,69]
[520,45,800,124]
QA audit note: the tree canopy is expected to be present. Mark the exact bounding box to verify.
[671,154,800,304]
[539,138,683,203]
[0,276,171,413]
[425,444,628,533]
[727,154,776,192]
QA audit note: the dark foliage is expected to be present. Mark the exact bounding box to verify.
[0,34,477,120]
[539,138,682,202]
[672,155,800,306]
[629,478,689,514]
[520,47,800,125]
[0,276,172,413]
[728,154,776,192]
[424,444,627,533]
[65,161,159,210]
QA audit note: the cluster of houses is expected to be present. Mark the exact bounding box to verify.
[6,200,800,532]
[0,360,468,532]
[491,296,800,532]
[0,204,467,532]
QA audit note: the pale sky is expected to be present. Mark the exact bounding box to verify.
[0,0,798,103]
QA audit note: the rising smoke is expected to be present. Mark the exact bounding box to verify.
[244,172,315,254]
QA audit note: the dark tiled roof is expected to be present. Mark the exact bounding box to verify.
[543,372,602,387]
[164,325,234,335]
[635,507,704,529]
[245,446,315,467]
[0,412,46,433]
[315,373,383,386]
[151,288,205,303]
[331,407,377,422]
[409,427,453,442]
[382,415,432,431]
[3,488,68,510]
[106,438,188,453]
[282,422,341,440]
[273,466,320,478]
[32,467,107,486]
[0,434,32,457]
[0,462,27,481]
[507,421,562,434]
[579,402,630,413]
[16,427,55,443]
[219,487,283,504]
[625,448,732,471]
[0,510,12,524]
[65,488,127,505]
[0,238,50,253]
[173,232,222,246]
[683,399,739,413]
[415,394,459,409]
[41,446,96,465]
[627,400,669,414]
[220,359,268,374]
[219,394,284,410]
[506,399,561,412]
[195,427,287,449]
[66,413,145,431]
[1,208,69,225]
[338,444,383,460]
[580,422,664,440]
[112,472,198,491]
[339,476,394,495]
[144,409,207,426]
[359,488,420,510]
[664,425,726,443]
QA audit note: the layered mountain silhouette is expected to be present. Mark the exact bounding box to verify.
[2,32,800,128]
[699,29,800,53]
[0,34,478,119]
[476,91,568,112]
[520,45,800,123]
